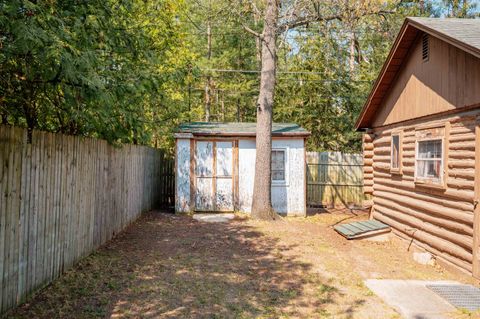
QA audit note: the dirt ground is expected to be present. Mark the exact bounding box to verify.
[5,209,479,319]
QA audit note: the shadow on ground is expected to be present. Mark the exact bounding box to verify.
[7,211,347,318]
[307,207,367,227]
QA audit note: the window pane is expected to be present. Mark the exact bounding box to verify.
[271,150,285,181]
[272,170,285,181]
[272,151,284,170]
[416,160,441,179]
[277,152,285,169]
[416,159,427,177]
[391,135,400,169]
[416,139,443,182]
[418,140,442,159]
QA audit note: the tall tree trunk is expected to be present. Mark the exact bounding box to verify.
[236,97,241,122]
[251,0,277,220]
[419,0,425,14]
[462,0,468,17]
[253,6,262,70]
[349,31,356,75]
[221,91,225,122]
[205,20,212,121]
[188,85,191,114]
[214,88,219,120]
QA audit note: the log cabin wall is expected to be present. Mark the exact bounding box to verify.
[363,133,374,196]
[369,108,479,274]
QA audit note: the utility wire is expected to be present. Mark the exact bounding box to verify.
[199,69,372,82]
[197,76,371,83]
[202,68,326,75]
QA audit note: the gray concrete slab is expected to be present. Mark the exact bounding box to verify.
[365,279,458,319]
[193,213,235,223]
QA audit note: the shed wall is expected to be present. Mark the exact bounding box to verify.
[369,109,479,274]
[175,139,191,213]
[238,138,306,216]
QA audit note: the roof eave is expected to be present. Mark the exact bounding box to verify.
[355,17,480,131]
[185,132,311,138]
[407,18,480,60]
[175,131,311,138]
[354,19,412,131]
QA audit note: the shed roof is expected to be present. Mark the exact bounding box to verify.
[175,122,310,137]
[355,17,480,130]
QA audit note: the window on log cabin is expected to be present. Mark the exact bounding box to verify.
[272,149,286,182]
[415,139,443,183]
[391,134,400,171]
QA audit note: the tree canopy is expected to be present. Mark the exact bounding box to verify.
[1,0,478,152]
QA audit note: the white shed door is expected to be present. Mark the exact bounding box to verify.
[195,141,214,211]
[215,141,233,211]
[195,141,234,211]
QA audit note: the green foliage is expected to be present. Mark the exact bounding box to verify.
[1,0,476,152]
[273,1,424,152]
[182,0,260,123]
[0,0,193,149]
[182,0,443,153]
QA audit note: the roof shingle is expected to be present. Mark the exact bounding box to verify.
[408,17,480,53]
[176,122,310,137]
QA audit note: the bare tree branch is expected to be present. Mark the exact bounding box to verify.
[276,7,397,35]
[249,0,262,17]
[243,24,263,38]
[276,14,342,34]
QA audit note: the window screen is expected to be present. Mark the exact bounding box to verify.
[271,150,285,181]
[416,139,442,181]
[391,135,400,169]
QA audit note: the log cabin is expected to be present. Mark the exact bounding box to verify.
[355,18,480,276]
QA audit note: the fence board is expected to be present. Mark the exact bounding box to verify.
[0,125,174,314]
[307,151,365,207]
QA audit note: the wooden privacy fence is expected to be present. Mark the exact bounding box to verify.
[306,152,365,207]
[0,125,174,314]
[158,155,175,208]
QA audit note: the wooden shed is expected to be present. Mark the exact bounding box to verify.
[356,18,480,276]
[174,122,310,216]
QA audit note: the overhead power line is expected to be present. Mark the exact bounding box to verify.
[199,69,372,83]
[202,68,328,75]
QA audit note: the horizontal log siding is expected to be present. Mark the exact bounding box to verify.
[0,125,170,314]
[363,133,374,195]
[370,110,480,274]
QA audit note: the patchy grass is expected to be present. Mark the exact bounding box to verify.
[5,209,477,318]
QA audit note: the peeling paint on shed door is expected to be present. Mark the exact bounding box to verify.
[195,141,234,211]
[195,141,214,211]
[215,141,234,211]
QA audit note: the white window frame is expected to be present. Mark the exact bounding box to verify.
[414,137,444,185]
[271,148,288,186]
[390,133,402,173]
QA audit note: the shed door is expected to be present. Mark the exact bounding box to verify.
[195,141,234,211]
[195,141,214,211]
[215,141,234,211]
